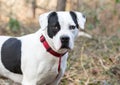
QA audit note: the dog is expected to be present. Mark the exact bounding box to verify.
[0,11,91,85]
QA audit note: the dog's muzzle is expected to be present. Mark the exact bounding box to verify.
[60,36,70,49]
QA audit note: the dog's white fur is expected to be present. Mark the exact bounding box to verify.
[0,11,89,85]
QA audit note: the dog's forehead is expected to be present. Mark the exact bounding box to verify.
[39,11,86,30]
[56,12,76,25]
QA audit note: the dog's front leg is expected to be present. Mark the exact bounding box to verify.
[47,69,64,85]
[21,66,38,85]
[48,54,68,85]
[22,76,37,85]
[48,55,68,85]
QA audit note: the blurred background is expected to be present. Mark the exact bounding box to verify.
[0,0,120,85]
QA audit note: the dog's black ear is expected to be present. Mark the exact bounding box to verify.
[39,11,55,30]
[70,11,91,38]
[73,11,86,30]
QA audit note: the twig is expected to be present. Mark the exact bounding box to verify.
[99,58,109,70]
[80,44,90,85]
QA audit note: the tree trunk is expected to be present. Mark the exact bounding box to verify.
[56,0,67,11]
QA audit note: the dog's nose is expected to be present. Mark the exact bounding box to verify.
[60,36,70,49]
[60,36,70,43]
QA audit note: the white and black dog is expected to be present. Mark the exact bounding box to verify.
[0,11,91,85]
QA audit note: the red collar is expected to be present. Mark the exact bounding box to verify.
[40,35,67,72]
[40,35,66,57]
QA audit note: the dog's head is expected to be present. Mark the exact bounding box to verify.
[39,11,91,53]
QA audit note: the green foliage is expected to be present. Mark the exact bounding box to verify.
[116,0,120,3]
[87,24,94,30]
[101,27,106,33]
[117,28,120,32]
[8,17,20,32]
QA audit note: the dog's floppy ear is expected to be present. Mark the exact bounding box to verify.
[74,11,92,38]
[39,12,52,30]
[74,11,86,29]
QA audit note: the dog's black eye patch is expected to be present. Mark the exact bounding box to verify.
[70,11,79,29]
[1,38,22,74]
[47,12,60,38]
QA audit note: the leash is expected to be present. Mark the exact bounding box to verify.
[40,35,66,72]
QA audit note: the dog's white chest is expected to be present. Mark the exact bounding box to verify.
[37,57,59,84]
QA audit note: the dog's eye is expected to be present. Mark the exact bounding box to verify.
[52,26,59,31]
[54,26,58,30]
[69,25,76,30]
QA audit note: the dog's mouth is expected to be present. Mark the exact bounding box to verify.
[60,45,70,49]
[54,43,71,54]
[60,43,71,51]
[58,45,70,53]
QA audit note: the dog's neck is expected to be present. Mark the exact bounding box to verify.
[42,30,56,51]
[36,29,68,54]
